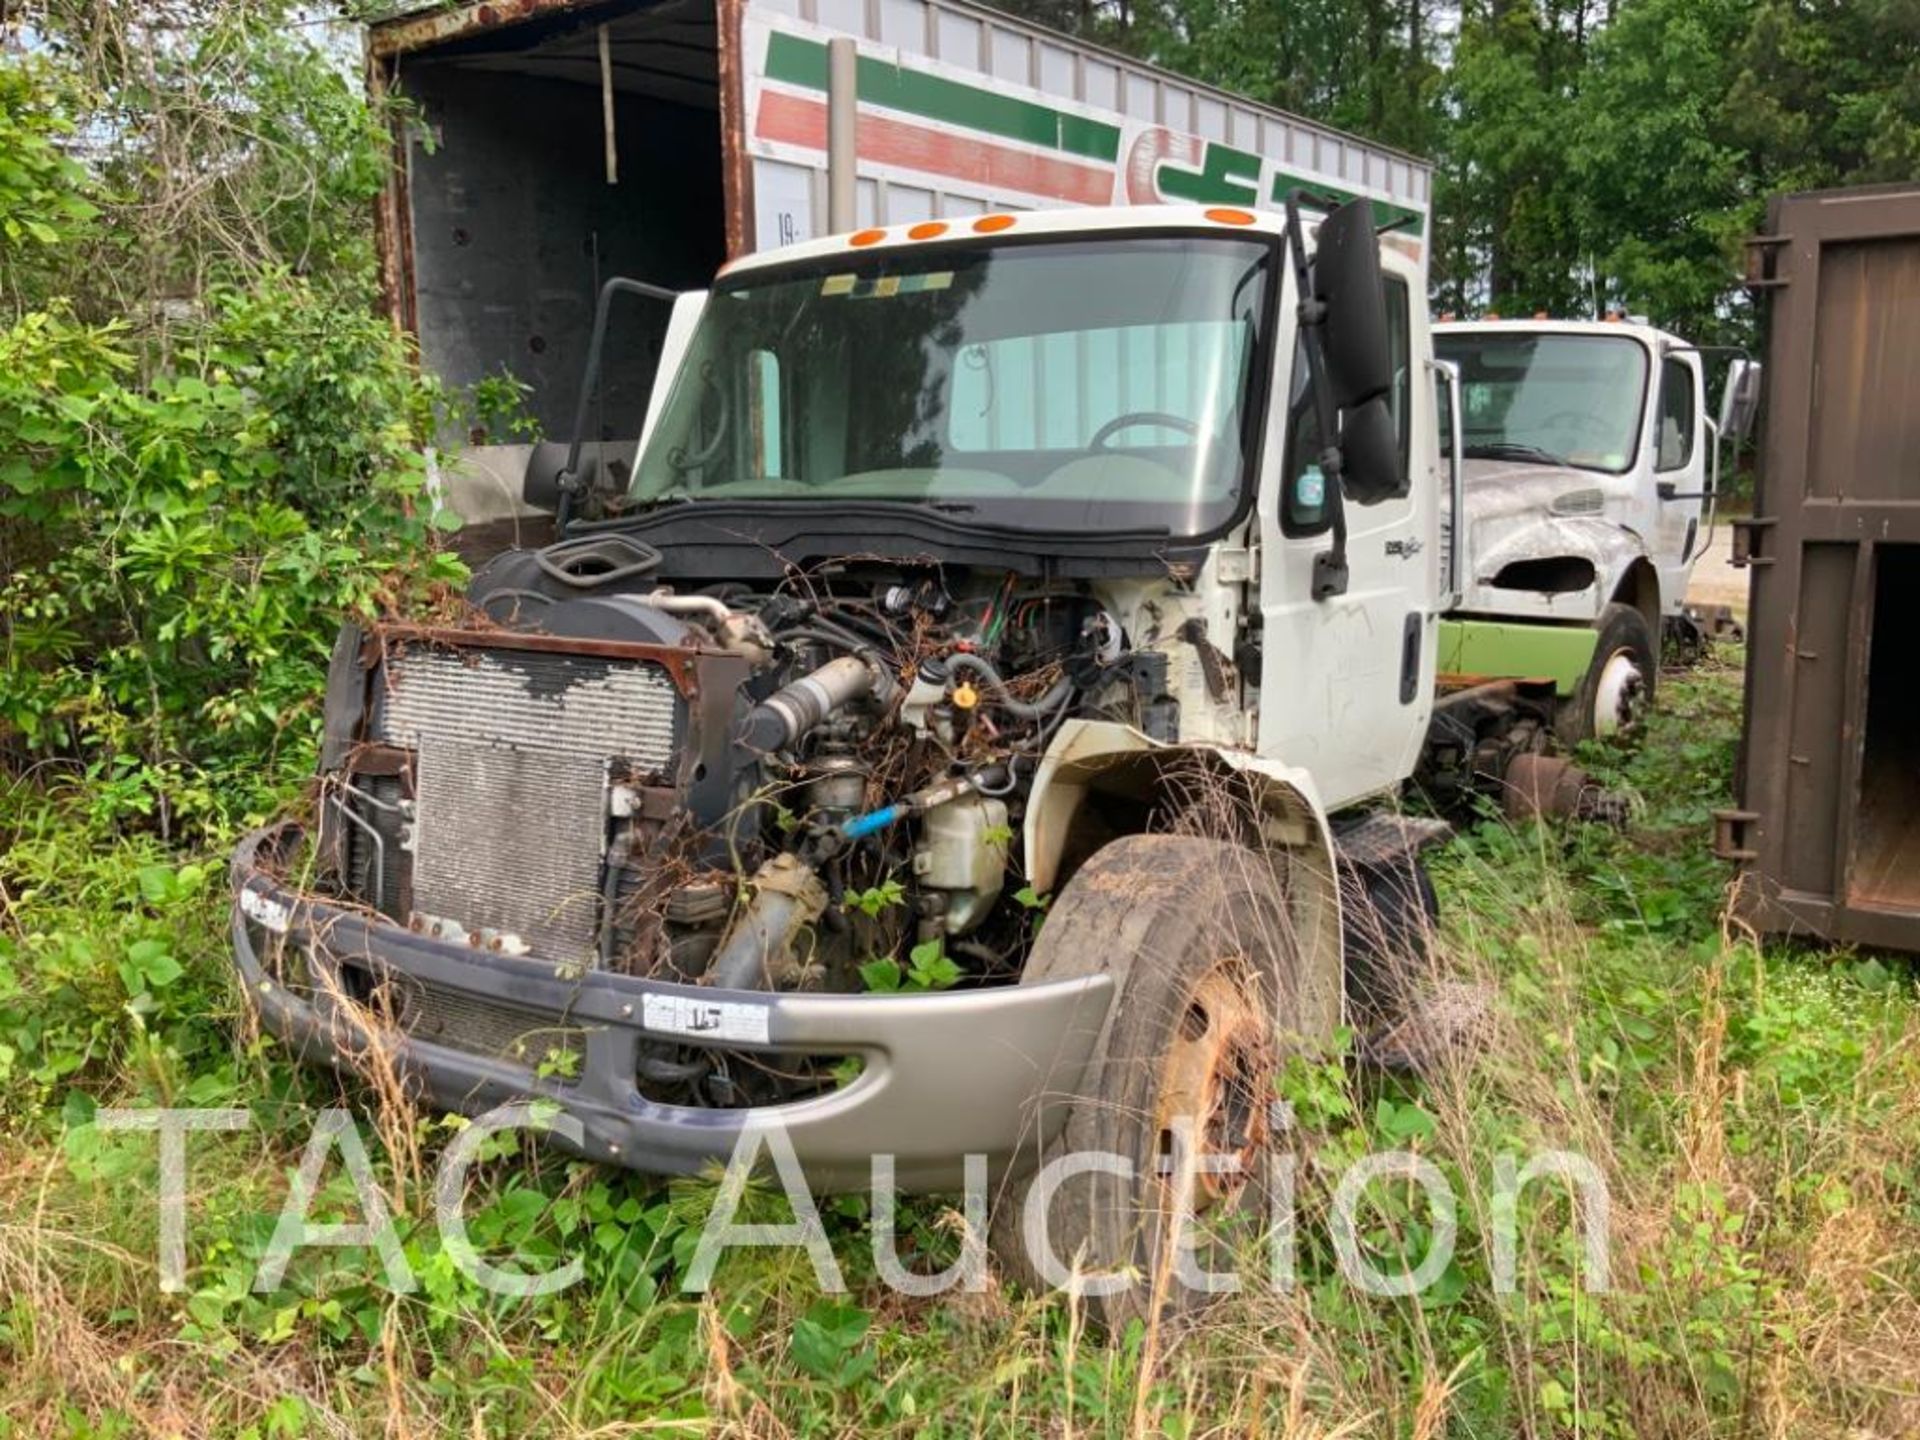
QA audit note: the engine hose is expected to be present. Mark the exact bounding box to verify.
[638,1052,709,1085]
[928,652,1074,720]
[819,605,896,645]
[738,654,877,753]
[973,763,1020,798]
[782,624,883,657]
[598,828,634,970]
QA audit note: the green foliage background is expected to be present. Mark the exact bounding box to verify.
[1026,0,1920,343]
[1,11,462,841]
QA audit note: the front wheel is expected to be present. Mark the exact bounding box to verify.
[990,834,1328,1334]
[1556,602,1657,745]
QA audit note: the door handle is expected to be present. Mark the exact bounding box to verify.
[1399,612,1423,705]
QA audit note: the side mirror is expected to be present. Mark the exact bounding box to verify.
[555,276,680,527]
[1718,358,1761,443]
[1314,200,1392,409]
[523,441,594,512]
[1338,397,1399,506]
[1313,198,1402,504]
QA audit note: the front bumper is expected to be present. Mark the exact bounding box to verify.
[230,824,1111,1191]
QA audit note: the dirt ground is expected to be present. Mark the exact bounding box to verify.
[1686,522,1750,613]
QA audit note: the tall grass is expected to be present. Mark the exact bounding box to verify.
[2,654,1917,1438]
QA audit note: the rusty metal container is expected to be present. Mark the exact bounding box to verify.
[1716,183,1920,952]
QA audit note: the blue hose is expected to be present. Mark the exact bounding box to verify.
[841,803,908,840]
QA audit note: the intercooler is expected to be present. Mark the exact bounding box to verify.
[368,641,681,964]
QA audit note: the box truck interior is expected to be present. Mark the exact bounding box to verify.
[384,0,725,448]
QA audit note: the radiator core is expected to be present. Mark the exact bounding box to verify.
[372,643,680,963]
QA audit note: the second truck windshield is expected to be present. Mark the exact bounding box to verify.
[1444,329,1648,474]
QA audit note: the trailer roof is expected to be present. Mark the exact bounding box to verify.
[367,0,1428,175]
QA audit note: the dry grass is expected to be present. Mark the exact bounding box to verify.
[3,659,1918,1437]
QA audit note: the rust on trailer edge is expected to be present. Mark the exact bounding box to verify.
[365,48,417,338]
[717,0,753,260]
[370,0,609,58]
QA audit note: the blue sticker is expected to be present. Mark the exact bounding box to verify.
[1297,465,1326,508]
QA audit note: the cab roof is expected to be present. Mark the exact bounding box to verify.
[1433,316,1690,353]
[719,204,1427,280]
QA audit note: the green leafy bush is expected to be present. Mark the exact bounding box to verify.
[0,279,463,834]
[0,47,460,836]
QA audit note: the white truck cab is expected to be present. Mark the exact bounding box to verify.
[1433,318,1755,739]
[642,203,1447,815]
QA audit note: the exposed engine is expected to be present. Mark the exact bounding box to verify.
[312,537,1211,1108]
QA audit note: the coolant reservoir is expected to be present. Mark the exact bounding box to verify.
[914,792,1010,934]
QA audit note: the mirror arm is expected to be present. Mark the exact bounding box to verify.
[1700,417,1721,562]
[1282,189,1352,600]
[1429,357,1464,609]
[556,276,680,530]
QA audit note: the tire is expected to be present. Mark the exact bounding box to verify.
[989,834,1326,1335]
[1339,853,1439,1028]
[1556,602,1657,746]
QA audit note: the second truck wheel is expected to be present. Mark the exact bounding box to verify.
[1557,602,1658,745]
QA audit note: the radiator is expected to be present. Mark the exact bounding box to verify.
[371,643,679,964]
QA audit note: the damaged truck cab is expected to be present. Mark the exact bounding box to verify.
[233,201,1448,1322]
[1433,318,1757,742]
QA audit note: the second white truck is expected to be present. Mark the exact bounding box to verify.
[1433,318,1758,741]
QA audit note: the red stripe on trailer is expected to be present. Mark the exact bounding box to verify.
[756,91,1114,207]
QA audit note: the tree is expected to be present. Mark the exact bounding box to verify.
[1568,0,1751,340]
[1435,0,1591,316]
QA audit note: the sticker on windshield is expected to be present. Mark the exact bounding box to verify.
[641,993,771,1045]
[820,272,955,299]
[1296,465,1326,508]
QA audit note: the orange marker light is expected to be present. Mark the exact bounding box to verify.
[973,214,1016,233]
[1205,207,1257,226]
[850,228,886,247]
[908,221,949,240]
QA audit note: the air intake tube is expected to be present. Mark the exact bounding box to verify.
[738,654,878,753]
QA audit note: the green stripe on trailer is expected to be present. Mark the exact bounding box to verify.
[1148,141,1425,235]
[1269,170,1425,237]
[766,32,1123,163]
[1438,620,1598,698]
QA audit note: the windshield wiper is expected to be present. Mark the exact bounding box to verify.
[576,496,1170,545]
[1463,441,1569,467]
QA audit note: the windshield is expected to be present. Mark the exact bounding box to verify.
[1437,332,1648,474]
[630,237,1273,536]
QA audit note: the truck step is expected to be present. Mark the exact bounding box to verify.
[1333,811,1455,868]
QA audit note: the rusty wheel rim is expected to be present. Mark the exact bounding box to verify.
[1153,959,1276,1213]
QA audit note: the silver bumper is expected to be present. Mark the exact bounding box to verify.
[229,823,1111,1191]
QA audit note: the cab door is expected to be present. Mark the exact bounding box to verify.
[1254,264,1441,809]
[1649,350,1707,611]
